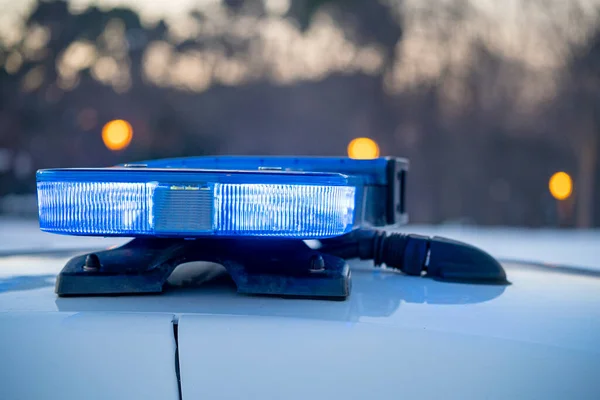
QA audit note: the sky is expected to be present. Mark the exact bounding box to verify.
[1,0,598,94]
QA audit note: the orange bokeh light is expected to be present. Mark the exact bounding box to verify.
[347,137,380,159]
[549,171,573,201]
[102,119,132,151]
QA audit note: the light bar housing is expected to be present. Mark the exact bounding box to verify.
[36,156,408,239]
[132,156,409,226]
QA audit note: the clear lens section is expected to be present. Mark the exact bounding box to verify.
[37,181,154,235]
[214,183,355,237]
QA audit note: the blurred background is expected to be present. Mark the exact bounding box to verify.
[0,0,598,228]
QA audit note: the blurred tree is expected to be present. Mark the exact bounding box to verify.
[293,0,402,60]
[559,15,600,227]
[0,0,598,227]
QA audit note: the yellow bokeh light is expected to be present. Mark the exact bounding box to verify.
[549,172,573,200]
[102,119,132,151]
[347,137,380,159]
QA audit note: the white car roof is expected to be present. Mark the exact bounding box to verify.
[1,221,599,399]
[1,253,599,399]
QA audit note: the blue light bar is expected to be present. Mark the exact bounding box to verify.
[37,168,356,238]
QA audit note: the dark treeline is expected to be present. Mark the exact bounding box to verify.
[0,0,598,227]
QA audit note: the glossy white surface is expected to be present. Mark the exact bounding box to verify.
[175,263,600,400]
[0,312,180,400]
[0,253,599,399]
[178,313,598,400]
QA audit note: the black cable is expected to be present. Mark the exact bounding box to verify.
[320,229,508,284]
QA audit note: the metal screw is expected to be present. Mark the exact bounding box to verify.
[83,254,101,271]
[309,254,325,272]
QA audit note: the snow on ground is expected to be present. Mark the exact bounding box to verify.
[0,218,128,254]
[0,218,598,270]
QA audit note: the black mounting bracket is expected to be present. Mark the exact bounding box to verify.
[55,229,508,299]
[56,237,351,298]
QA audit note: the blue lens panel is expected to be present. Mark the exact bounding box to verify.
[37,171,357,238]
[37,181,155,235]
[214,183,355,238]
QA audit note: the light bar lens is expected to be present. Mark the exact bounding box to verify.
[37,179,356,238]
[214,184,354,237]
[38,181,155,235]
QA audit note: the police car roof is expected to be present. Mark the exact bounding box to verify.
[0,224,599,399]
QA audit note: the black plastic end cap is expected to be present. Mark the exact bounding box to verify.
[426,236,507,284]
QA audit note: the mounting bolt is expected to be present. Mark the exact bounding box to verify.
[309,254,325,272]
[83,254,101,271]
